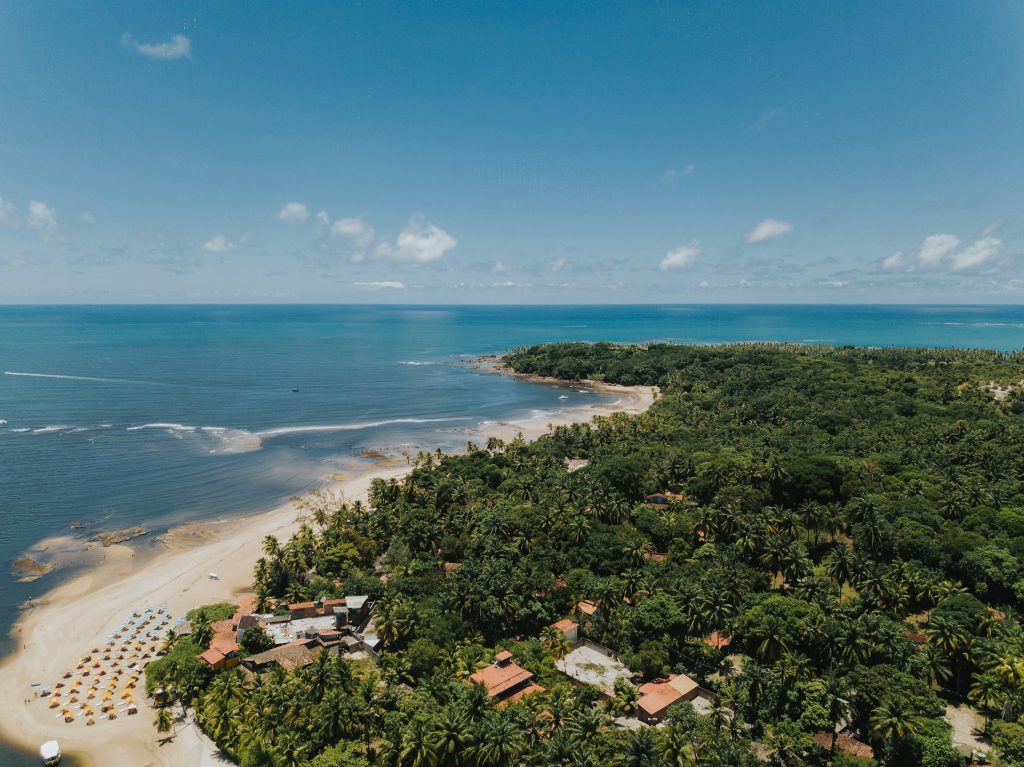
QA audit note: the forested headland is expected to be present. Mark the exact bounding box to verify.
[154,342,1024,767]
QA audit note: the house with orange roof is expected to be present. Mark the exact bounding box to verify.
[576,600,600,618]
[551,618,578,641]
[469,653,545,707]
[636,673,711,723]
[704,631,731,651]
[197,630,241,671]
[813,732,875,760]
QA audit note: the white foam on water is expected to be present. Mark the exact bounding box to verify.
[123,416,467,455]
[398,361,439,366]
[255,417,466,438]
[32,425,71,434]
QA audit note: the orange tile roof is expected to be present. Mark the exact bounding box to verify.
[494,650,513,662]
[813,732,875,759]
[288,601,315,611]
[637,674,698,718]
[552,619,577,632]
[198,648,225,666]
[704,631,731,650]
[211,619,235,635]
[470,662,535,698]
[497,683,546,708]
[578,600,599,616]
[209,631,238,655]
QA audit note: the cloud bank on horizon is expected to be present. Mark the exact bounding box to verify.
[1,4,1023,302]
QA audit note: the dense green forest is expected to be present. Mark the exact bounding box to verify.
[153,343,1024,767]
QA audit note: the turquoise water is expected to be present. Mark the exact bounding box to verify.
[2,303,1024,765]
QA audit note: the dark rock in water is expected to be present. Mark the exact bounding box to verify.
[11,555,54,582]
[92,526,148,547]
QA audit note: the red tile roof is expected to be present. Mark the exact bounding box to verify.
[198,648,225,666]
[470,662,535,699]
[494,650,513,662]
[210,631,238,655]
[637,674,699,718]
[813,732,875,759]
[704,631,731,650]
[497,683,546,708]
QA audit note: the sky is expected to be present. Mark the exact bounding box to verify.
[2,1,1024,304]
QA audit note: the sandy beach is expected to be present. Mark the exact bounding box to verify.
[0,379,655,767]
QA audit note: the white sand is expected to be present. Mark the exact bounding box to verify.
[0,383,655,766]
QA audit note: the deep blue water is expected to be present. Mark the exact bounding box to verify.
[2,303,1024,765]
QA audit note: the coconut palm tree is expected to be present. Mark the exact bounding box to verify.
[401,718,441,767]
[154,707,174,736]
[871,698,919,765]
[968,672,1001,732]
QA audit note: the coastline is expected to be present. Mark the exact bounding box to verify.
[0,375,656,767]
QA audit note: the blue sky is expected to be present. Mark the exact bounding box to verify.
[2,2,1023,303]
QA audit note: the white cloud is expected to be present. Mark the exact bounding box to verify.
[0,197,18,227]
[80,210,96,225]
[203,234,237,253]
[549,257,568,272]
[752,107,786,132]
[277,202,309,224]
[331,216,375,248]
[918,234,960,266]
[375,214,457,264]
[491,260,509,273]
[316,210,330,225]
[659,241,700,271]
[662,163,695,184]
[491,281,529,288]
[950,237,1003,270]
[27,200,58,235]
[352,281,405,290]
[746,218,794,244]
[882,251,904,270]
[120,33,191,60]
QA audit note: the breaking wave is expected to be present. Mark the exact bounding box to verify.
[125,417,468,454]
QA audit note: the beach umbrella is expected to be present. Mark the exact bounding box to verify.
[64,715,74,723]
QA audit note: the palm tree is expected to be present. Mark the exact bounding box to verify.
[871,698,919,765]
[472,713,524,767]
[436,707,473,767]
[401,718,441,767]
[160,628,177,654]
[968,672,1001,732]
[154,707,174,736]
[541,626,571,660]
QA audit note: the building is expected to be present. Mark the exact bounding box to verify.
[197,630,241,671]
[704,631,731,651]
[469,653,545,707]
[813,732,875,760]
[242,639,325,674]
[557,640,633,697]
[643,492,685,507]
[636,673,710,723]
[576,600,600,619]
[551,618,578,642]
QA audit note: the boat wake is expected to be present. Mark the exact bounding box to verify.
[4,371,172,387]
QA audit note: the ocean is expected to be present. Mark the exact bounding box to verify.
[2,303,1024,765]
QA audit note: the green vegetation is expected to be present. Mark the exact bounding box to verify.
[167,343,1024,766]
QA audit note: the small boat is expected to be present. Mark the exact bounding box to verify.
[291,388,299,393]
[208,572,220,580]
[559,395,569,400]
[39,740,61,765]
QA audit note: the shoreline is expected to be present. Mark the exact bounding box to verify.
[0,374,656,767]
